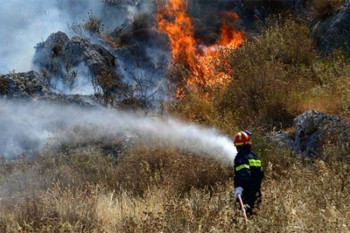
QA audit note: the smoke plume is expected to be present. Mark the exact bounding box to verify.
[0,0,150,73]
[0,99,236,160]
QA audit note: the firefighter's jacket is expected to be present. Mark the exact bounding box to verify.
[234,147,264,191]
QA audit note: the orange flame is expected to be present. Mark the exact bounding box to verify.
[219,12,245,49]
[157,0,196,67]
[157,0,245,98]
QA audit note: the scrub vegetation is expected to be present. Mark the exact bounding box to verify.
[169,17,350,131]
[0,141,349,232]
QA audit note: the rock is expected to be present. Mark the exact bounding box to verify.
[270,131,295,149]
[33,32,126,98]
[64,36,125,93]
[33,32,70,77]
[293,110,343,156]
[0,71,50,98]
[312,0,350,53]
[0,71,103,107]
[270,110,350,157]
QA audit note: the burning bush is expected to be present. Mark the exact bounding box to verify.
[157,0,244,98]
[167,18,315,131]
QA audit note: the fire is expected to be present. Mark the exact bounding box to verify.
[157,0,196,68]
[157,0,245,98]
[219,12,245,49]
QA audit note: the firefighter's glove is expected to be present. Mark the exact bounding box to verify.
[234,187,243,198]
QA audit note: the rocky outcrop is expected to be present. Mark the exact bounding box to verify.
[292,110,345,156]
[2,29,165,109]
[0,71,101,107]
[270,110,350,157]
[0,71,50,98]
[33,32,126,96]
[312,0,350,53]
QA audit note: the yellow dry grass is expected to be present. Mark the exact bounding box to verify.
[0,145,349,232]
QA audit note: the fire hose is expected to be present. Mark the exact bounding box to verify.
[237,194,248,222]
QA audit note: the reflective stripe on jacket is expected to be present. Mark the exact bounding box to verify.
[234,147,264,190]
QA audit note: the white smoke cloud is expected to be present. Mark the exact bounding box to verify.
[0,0,150,74]
[50,63,100,95]
[1,0,67,73]
[126,0,155,21]
[0,99,236,160]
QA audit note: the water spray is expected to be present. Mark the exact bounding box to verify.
[0,99,237,160]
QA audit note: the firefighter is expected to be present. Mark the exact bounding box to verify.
[233,130,264,216]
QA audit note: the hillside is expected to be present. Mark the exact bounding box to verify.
[0,0,350,232]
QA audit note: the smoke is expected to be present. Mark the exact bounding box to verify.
[0,0,234,74]
[0,99,236,160]
[0,1,62,73]
[50,63,100,95]
[0,0,152,74]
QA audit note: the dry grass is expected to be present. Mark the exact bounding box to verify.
[0,142,349,232]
